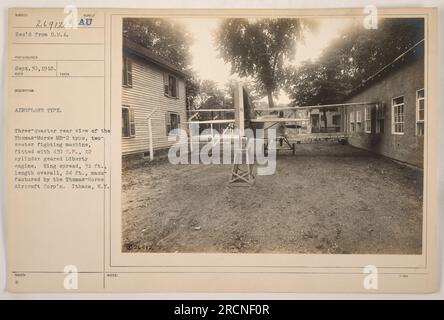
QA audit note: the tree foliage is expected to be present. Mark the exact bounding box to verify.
[196,79,228,110]
[285,18,424,106]
[215,18,316,108]
[224,78,263,104]
[184,72,201,110]
[123,18,200,112]
[186,79,237,133]
[123,18,193,71]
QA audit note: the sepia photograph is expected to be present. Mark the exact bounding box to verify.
[3,4,440,296]
[120,16,425,255]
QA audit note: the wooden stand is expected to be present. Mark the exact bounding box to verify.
[229,139,255,186]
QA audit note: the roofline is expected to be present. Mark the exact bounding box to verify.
[123,37,188,78]
[349,39,424,94]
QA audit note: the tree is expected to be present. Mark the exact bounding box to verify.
[185,72,201,110]
[187,79,229,118]
[186,79,235,133]
[123,18,193,71]
[335,18,424,85]
[224,78,263,105]
[124,18,199,114]
[284,61,346,130]
[215,18,316,108]
[285,18,424,108]
[198,80,227,110]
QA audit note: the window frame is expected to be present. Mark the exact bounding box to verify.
[165,111,181,135]
[332,114,341,126]
[122,106,136,138]
[349,111,355,132]
[375,103,385,134]
[364,106,372,133]
[356,110,362,131]
[163,73,179,99]
[416,88,425,136]
[391,95,405,135]
[122,56,133,88]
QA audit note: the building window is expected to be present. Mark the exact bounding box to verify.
[122,56,132,87]
[349,111,355,132]
[166,112,181,135]
[416,88,425,136]
[356,110,362,131]
[122,106,135,138]
[332,114,341,126]
[376,103,385,134]
[392,96,405,134]
[364,106,372,133]
[164,73,179,98]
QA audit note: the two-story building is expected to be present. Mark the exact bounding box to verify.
[122,37,187,162]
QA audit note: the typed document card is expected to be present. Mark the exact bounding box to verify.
[5,7,439,293]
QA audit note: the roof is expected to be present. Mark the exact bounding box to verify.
[348,39,424,96]
[123,36,188,78]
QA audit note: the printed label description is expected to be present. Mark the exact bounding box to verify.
[13,128,110,190]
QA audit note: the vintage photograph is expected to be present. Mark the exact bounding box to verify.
[121,16,425,255]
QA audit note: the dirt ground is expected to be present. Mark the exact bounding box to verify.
[122,143,423,254]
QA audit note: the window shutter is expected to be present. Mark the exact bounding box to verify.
[122,108,129,137]
[122,57,126,86]
[163,73,169,95]
[165,112,171,135]
[127,59,132,87]
[169,76,174,97]
[176,78,179,98]
[130,109,135,136]
[122,57,133,87]
[122,107,134,137]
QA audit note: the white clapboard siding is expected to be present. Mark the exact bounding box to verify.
[122,55,186,156]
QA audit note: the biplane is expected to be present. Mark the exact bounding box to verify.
[186,83,379,186]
